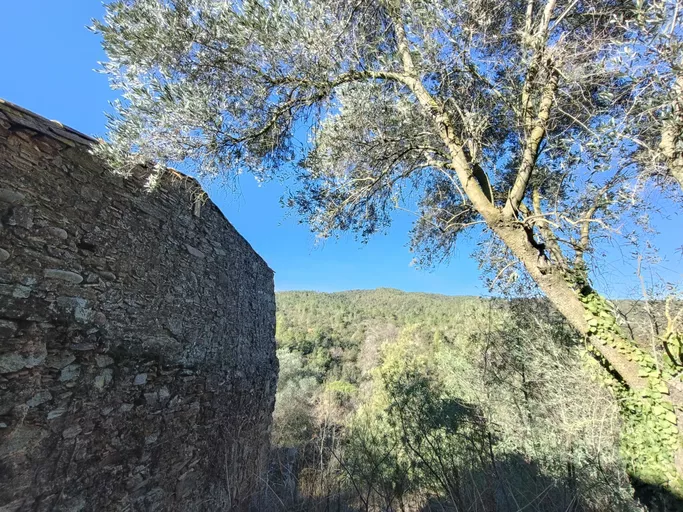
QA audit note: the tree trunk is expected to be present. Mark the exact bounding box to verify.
[491,221,648,389]
[491,220,683,492]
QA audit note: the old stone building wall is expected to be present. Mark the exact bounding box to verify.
[0,100,278,511]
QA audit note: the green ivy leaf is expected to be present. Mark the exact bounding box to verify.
[656,382,669,394]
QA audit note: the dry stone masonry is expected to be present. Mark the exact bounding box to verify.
[0,100,278,511]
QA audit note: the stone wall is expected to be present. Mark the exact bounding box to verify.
[0,100,278,511]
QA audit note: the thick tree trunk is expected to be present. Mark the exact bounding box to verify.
[490,221,645,386]
[491,220,683,488]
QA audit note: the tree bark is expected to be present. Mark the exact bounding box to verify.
[490,221,651,391]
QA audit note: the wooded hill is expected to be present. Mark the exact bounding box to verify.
[267,289,678,511]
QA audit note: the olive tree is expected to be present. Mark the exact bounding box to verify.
[95,0,683,491]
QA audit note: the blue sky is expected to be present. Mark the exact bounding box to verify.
[1,1,680,297]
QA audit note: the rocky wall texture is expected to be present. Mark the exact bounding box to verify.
[0,100,278,511]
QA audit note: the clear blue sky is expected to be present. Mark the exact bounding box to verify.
[1,1,680,297]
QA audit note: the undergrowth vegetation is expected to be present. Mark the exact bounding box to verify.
[262,289,668,511]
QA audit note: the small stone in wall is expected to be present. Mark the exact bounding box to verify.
[62,497,86,512]
[0,344,47,373]
[26,390,52,408]
[94,369,113,390]
[0,248,9,262]
[44,269,84,284]
[140,335,182,360]
[62,425,82,439]
[12,285,31,299]
[185,244,205,259]
[46,227,68,240]
[0,353,31,374]
[158,386,171,401]
[7,206,33,229]
[48,352,76,369]
[95,355,114,368]
[144,392,159,407]
[0,188,25,204]
[70,342,95,352]
[93,312,107,326]
[55,296,93,323]
[80,185,103,202]
[0,425,44,457]
[145,433,159,445]
[47,408,66,420]
[99,271,116,281]
[133,373,147,386]
[59,364,81,382]
[22,276,37,287]
[0,319,18,338]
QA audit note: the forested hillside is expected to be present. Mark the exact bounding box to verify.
[267,289,655,511]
